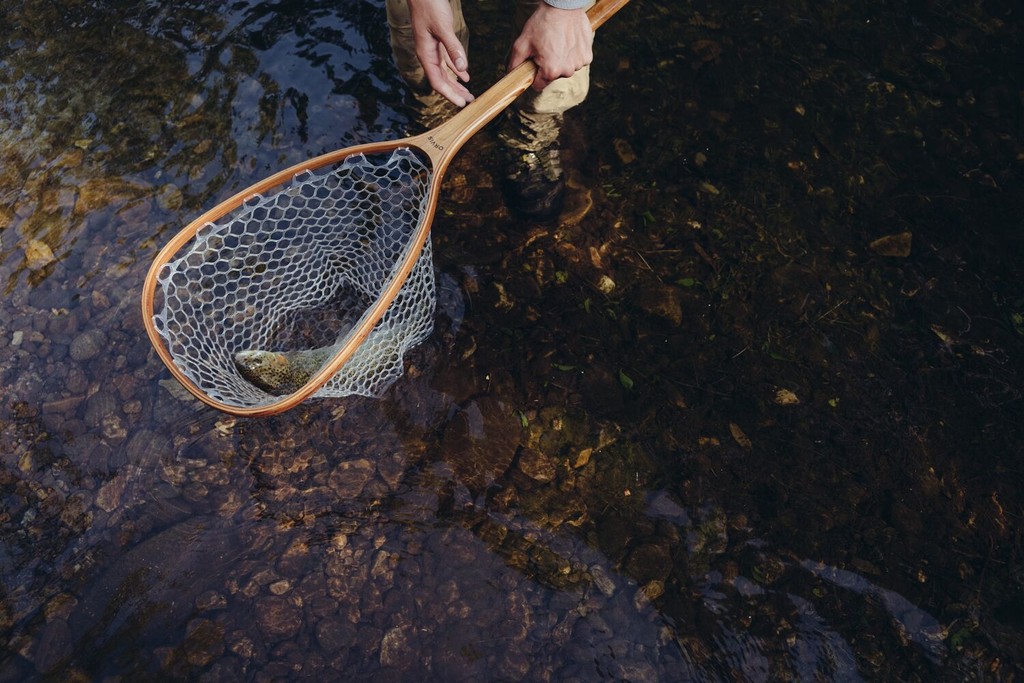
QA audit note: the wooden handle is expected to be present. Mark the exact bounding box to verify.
[587,0,633,31]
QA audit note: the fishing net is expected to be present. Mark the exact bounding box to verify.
[150,147,435,408]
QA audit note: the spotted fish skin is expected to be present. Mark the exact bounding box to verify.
[233,347,333,395]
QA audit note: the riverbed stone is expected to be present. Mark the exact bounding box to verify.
[517,447,557,482]
[328,459,376,499]
[183,617,224,667]
[69,328,107,362]
[256,596,303,640]
[380,625,415,669]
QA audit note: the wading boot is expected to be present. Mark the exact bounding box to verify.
[498,109,566,220]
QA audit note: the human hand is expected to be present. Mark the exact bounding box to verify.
[408,0,474,106]
[508,3,594,92]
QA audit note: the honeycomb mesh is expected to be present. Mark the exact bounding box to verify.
[152,147,435,408]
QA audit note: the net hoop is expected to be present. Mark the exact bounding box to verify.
[142,138,441,416]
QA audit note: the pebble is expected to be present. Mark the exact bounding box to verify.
[328,459,376,498]
[256,596,302,640]
[196,591,228,612]
[379,625,415,668]
[24,239,55,271]
[517,447,558,482]
[634,283,683,327]
[184,618,224,667]
[69,328,107,362]
[773,388,801,405]
[590,565,618,597]
[95,473,128,512]
[613,138,637,165]
[316,618,354,654]
[869,231,913,257]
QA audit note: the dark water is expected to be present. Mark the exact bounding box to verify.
[1,0,1022,680]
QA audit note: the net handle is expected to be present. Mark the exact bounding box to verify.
[141,0,632,416]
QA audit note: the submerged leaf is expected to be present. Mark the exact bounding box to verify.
[869,231,913,257]
[729,423,753,450]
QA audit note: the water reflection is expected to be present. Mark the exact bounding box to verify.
[2,0,1021,680]
[0,0,404,292]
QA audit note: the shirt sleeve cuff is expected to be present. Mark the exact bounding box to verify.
[542,0,592,9]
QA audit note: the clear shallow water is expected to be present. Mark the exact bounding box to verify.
[2,0,1022,680]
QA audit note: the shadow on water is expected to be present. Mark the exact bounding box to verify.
[1,0,1023,681]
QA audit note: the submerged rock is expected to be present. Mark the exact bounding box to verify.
[380,625,415,669]
[256,596,302,640]
[328,458,376,499]
[869,231,912,257]
[24,239,56,271]
[633,282,684,327]
[183,617,224,667]
[517,447,558,483]
[69,328,107,362]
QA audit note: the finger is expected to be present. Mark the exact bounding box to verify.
[532,72,557,92]
[441,81,474,107]
[581,42,595,67]
[438,43,470,84]
[507,39,530,72]
[438,34,469,77]
[434,78,469,107]
[423,65,473,107]
[531,61,576,92]
[433,44,474,106]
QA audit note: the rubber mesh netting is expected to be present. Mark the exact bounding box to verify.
[151,147,435,408]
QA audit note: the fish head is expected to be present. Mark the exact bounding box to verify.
[233,350,288,376]
[233,350,296,395]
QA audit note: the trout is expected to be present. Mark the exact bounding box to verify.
[233,347,333,395]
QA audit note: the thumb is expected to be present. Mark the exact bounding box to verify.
[439,34,469,76]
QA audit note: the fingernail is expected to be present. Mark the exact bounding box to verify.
[455,56,467,71]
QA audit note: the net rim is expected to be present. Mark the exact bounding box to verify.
[141,137,442,416]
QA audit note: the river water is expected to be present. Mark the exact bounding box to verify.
[1,0,1022,680]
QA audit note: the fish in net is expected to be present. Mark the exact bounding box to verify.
[151,148,434,408]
